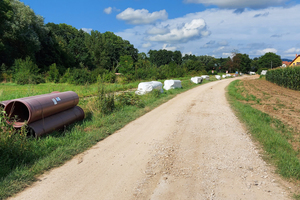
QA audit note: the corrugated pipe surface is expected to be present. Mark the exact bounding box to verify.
[28,106,85,137]
[4,91,79,128]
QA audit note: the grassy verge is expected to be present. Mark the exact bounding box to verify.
[0,77,211,199]
[227,80,300,198]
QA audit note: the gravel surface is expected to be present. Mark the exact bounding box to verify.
[9,77,291,200]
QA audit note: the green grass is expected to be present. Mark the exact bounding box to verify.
[0,76,210,199]
[227,80,300,198]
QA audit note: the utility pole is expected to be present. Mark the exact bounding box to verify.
[271,60,272,69]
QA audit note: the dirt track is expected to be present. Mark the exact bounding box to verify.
[10,77,291,200]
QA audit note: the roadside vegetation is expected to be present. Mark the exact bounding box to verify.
[227,79,300,199]
[0,77,217,199]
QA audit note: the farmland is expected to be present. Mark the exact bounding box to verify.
[228,76,300,198]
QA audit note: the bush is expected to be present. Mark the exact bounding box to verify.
[116,92,144,108]
[47,63,60,83]
[13,57,42,85]
[68,68,93,85]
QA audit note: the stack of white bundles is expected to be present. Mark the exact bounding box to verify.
[191,77,203,84]
[135,81,164,95]
[163,80,182,90]
[201,75,210,80]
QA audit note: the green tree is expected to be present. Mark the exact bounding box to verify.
[2,0,48,66]
[258,52,282,69]
[118,55,134,75]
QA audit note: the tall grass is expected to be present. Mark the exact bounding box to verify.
[227,80,300,179]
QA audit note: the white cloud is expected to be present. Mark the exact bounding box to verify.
[116,4,300,59]
[183,0,288,9]
[222,52,232,57]
[253,48,277,55]
[147,27,170,35]
[104,7,120,14]
[142,42,152,48]
[104,7,112,14]
[285,48,300,53]
[147,19,209,43]
[162,44,178,51]
[116,8,168,25]
[81,28,92,33]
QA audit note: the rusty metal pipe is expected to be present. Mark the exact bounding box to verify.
[27,106,85,137]
[1,91,60,110]
[0,100,10,109]
[4,91,79,128]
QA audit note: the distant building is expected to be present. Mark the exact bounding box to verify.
[282,61,291,66]
[290,54,300,66]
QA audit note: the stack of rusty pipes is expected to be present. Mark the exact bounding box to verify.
[1,91,85,137]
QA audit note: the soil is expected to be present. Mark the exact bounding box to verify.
[239,77,300,152]
[9,76,293,200]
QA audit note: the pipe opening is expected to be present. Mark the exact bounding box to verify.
[5,101,30,124]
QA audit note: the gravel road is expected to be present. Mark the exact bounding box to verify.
[10,77,291,200]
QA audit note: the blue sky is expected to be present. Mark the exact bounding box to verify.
[21,0,300,60]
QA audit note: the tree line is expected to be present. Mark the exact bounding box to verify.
[0,0,282,85]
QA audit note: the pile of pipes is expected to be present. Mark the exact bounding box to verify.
[0,91,84,137]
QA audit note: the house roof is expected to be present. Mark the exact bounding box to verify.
[289,54,300,65]
[282,61,291,65]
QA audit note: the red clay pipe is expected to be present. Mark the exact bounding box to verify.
[27,106,85,137]
[4,91,79,128]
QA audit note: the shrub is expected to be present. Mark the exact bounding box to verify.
[47,63,60,83]
[68,68,92,85]
[13,57,41,85]
[116,92,144,108]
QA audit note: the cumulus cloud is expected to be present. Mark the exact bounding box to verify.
[81,28,92,33]
[104,7,120,14]
[116,8,168,25]
[116,4,300,59]
[203,40,228,48]
[104,7,112,14]
[253,48,277,55]
[147,26,170,35]
[142,42,152,48]
[183,0,288,9]
[162,44,178,51]
[147,19,209,43]
[285,48,300,53]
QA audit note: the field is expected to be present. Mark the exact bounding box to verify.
[236,77,300,151]
[228,76,300,198]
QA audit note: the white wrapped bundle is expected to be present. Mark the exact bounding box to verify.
[222,75,226,78]
[163,80,182,90]
[201,75,210,80]
[135,81,163,95]
[191,77,203,84]
[215,75,221,80]
[261,70,267,75]
[226,74,231,77]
